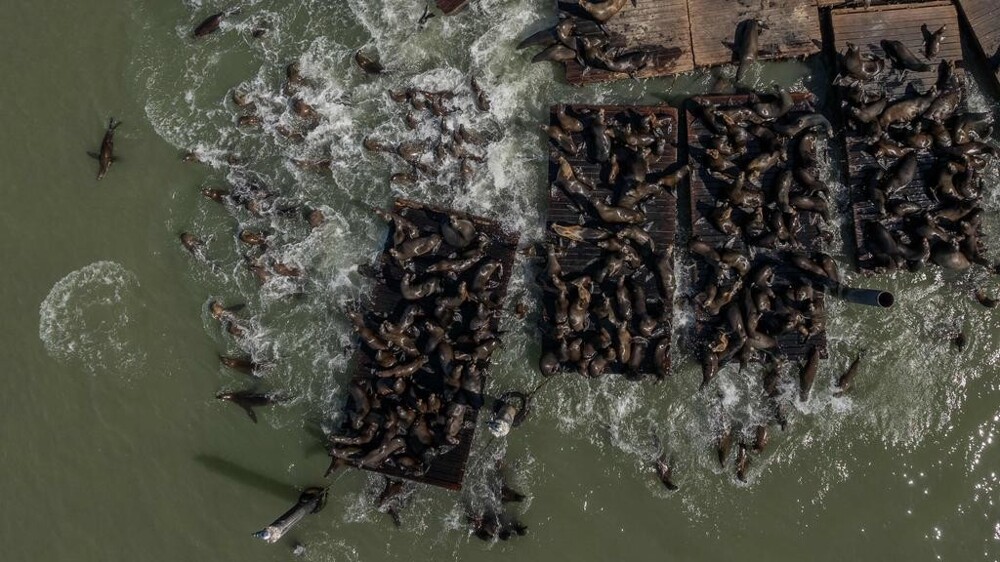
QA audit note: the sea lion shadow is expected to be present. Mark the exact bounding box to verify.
[194,454,299,502]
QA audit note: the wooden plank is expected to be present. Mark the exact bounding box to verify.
[562,0,695,84]
[542,104,678,379]
[685,94,829,362]
[828,1,973,274]
[955,0,1000,89]
[335,199,519,491]
[687,0,822,68]
[829,1,963,96]
[437,0,470,15]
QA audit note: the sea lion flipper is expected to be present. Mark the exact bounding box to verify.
[87,151,100,160]
[243,405,258,423]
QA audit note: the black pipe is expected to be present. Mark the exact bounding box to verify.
[253,487,327,544]
[832,286,894,308]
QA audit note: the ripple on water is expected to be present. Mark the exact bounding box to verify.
[38,261,147,378]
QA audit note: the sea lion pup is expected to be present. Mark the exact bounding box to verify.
[834,352,864,394]
[355,50,385,75]
[88,117,121,180]
[216,390,284,423]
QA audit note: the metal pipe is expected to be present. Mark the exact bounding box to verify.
[832,286,894,308]
[253,487,327,544]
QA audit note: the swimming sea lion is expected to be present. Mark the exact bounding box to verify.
[179,232,205,255]
[216,390,283,423]
[654,453,678,491]
[193,10,234,38]
[88,117,121,181]
[355,50,385,75]
[470,78,491,112]
[974,289,998,308]
[799,347,820,402]
[220,356,261,376]
[834,352,863,393]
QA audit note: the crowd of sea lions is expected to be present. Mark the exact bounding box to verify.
[835,29,996,276]
[364,79,493,188]
[537,105,685,380]
[687,93,837,385]
[519,1,681,79]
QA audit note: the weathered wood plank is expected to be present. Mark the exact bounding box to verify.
[687,0,822,68]
[563,0,695,85]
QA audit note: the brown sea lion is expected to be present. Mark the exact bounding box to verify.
[88,117,121,181]
[355,50,385,75]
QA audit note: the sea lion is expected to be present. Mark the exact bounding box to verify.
[881,40,931,72]
[239,229,269,247]
[577,0,629,24]
[193,10,233,38]
[974,289,998,309]
[531,44,576,64]
[842,42,884,80]
[799,347,820,402]
[88,117,121,181]
[216,391,283,423]
[654,453,678,491]
[834,352,863,393]
[922,24,946,59]
[179,232,205,255]
[220,356,261,376]
[733,19,763,84]
[238,115,262,127]
[355,51,385,75]
[735,443,749,482]
[470,78,491,112]
[200,187,231,204]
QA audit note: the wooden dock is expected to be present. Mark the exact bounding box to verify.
[437,0,469,15]
[338,199,519,491]
[955,0,1000,89]
[685,94,828,361]
[544,104,678,378]
[827,1,966,273]
[563,0,695,85]
[687,0,822,68]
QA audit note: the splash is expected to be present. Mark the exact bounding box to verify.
[38,261,147,378]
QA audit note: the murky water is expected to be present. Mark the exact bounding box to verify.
[4,0,1000,560]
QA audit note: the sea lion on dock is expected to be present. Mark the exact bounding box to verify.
[881,40,931,72]
[921,24,946,59]
[577,0,629,24]
[88,117,121,181]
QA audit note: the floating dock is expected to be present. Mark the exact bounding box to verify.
[687,0,822,68]
[437,0,469,15]
[826,1,965,273]
[544,104,678,378]
[685,94,829,361]
[955,0,1000,89]
[339,199,518,491]
[562,0,695,85]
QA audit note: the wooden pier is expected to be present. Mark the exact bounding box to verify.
[544,104,678,378]
[563,0,695,85]
[339,199,519,491]
[826,1,965,273]
[687,0,822,68]
[955,0,1000,89]
[685,94,828,361]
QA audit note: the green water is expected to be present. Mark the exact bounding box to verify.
[3,0,1000,560]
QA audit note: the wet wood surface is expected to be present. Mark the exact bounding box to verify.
[687,0,822,68]
[562,0,695,85]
